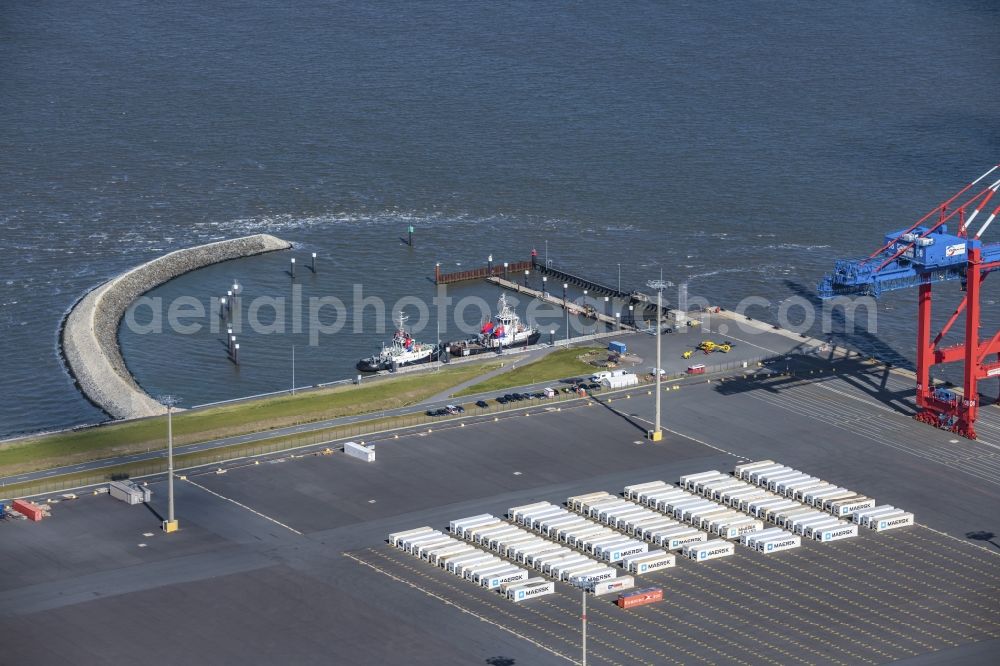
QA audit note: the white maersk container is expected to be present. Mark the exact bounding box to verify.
[592,500,632,521]
[816,523,859,542]
[635,518,680,540]
[716,517,764,539]
[555,521,596,542]
[704,480,751,501]
[599,540,648,563]
[555,559,601,581]
[422,539,462,561]
[757,534,802,554]
[786,511,828,533]
[661,530,709,551]
[484,568,530,590]
[518,543,562,565]
[623,550,675,574]
[475,564,520,585]
[627,515,673,536]
[501,576,545,594]
[569,566,617,588]
[593,575,636,596]
[830,496,877,518]
[507,580,556,602]
[790,481,834,502]
[726,488,769,509]
[606,506,650,529]
[533,549,575,571]
[507,539,547,559]
[871,511,915,532]
[693,508,739,530]
[684,539,735,561]
[343,441,375,462]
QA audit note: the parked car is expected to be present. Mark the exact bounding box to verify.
[511,393,523,401]
[497,396,509,404]
[445,405,460,415]
[475,400,489,409]
[426,409,437,416]
[533,392,545,399]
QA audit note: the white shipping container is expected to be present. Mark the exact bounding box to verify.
[757,534,802,554]
[451,515,498,537]
[679,470,726,490]
[599,541,649,563]
[748,464,791,484]
[741,527,785,547]
[593,575,636,596]
[832,497,877,517]
[569,566,617,588]
[624,480,670,500]
[803,518,844,539]
[507,581,556,602]
[684,539,735,561]
[344,441,375,462]
[477,565,521,585]
[389,527,434,548]
[717,517,764,539]
[501,576,545,594]
[816,523,859,542]
[568,491,616,512]
[872,511,915,532]
[661,531,709,550]
[733,460,776,479]
[624,550,676,574]
[448,553,496,575]
[508,502,552,521]
[854,506,898,526]
[484,568,530,590]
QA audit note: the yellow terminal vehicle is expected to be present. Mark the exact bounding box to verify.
[694,340,733,354]
[682,350,693,359]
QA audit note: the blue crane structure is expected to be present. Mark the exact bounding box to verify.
[819,166,1000,439]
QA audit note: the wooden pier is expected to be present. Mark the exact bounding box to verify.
[435,261,533,285]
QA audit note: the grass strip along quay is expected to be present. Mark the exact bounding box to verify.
[0,361,501,477]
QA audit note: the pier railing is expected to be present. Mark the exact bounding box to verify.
[436,261,533,285]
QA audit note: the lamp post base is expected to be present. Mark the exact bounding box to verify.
[648,430,663,442]
[162,519,179,533]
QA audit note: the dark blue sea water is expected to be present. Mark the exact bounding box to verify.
[2,1,998,436]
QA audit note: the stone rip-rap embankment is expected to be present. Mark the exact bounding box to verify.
[61,234,292,420]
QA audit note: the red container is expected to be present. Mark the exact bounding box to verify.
[12,499,43,522]
[686,364,706,375]
[617,587,663,609]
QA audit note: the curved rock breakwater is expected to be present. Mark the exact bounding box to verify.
[61,234,292,420]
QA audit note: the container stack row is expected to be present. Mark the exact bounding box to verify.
[504,504,622,587]
[571,490,710,552]
[388,524,552,602]
[735,460,914,534]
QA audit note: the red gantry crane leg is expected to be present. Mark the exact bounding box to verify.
[821,168,1000,440]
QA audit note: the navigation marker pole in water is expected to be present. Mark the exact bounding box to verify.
[290,257,296,279]
[220,297,227,320]
[310,252,317,273]
[408,225,414,247]
[232,343,240,365]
